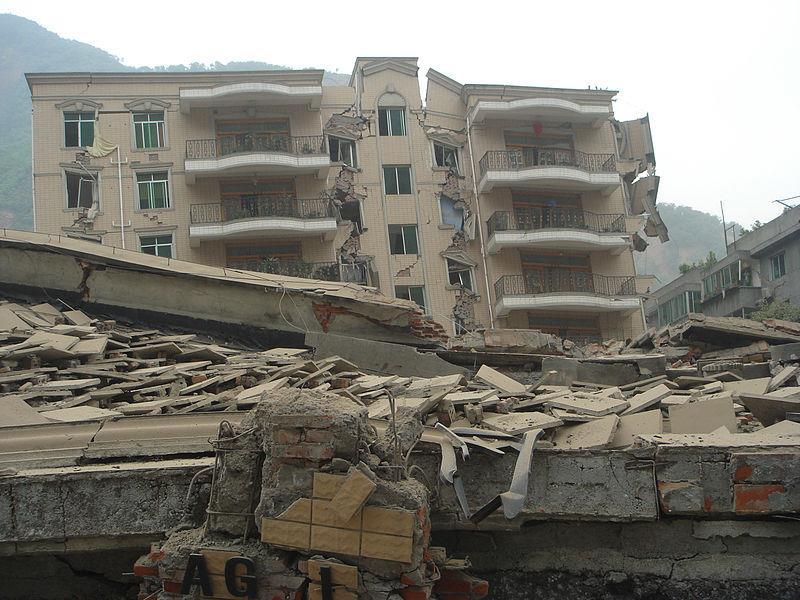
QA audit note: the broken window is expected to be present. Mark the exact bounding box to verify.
[133,112,166,149]
[395,285,426,311]
[446,258,473,291]
[140,234,173,258]
[439,194,464,229]
[64,112,95,148]
[339,200,363,233]
[771,252,786,280]
[65,171,96,209]
[388,225,419,255]
[434,142,459,173]
[378,108,406,136]
[329,137,356,167]
[383,166,412,195]
[136,171,170,209]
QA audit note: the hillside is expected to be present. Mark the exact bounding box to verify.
[0,13,347,228]
[634,203,741,288]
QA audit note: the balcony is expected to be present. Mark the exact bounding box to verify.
[477,148,620,194]
[226,258,368,285]
[468,97,612,127]
[493,272,639,317]
[188,196,338,244]
[179,82,322,113]
[486,208,630,254]
[184,134,330,182]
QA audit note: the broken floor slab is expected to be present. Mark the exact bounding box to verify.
[541,355,666,387]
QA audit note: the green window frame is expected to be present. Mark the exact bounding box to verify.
[395,285,426,312]
[139,234,173,258]
[136,171,170,209]
[771,252,786,280]
[388,225,419,255]
[64,112,95,148]
[383,166,412,195]
[378,108,406,136]
[133,112,166,149]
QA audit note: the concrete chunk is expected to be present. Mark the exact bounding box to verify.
[482,411,562,434]
[547,394,628,416]
[669,396,738,434]
[552,414,620,449]
[622,383,672,415]
[610,409,663,448]
[475,365,527,394]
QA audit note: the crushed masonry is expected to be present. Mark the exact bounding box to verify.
[2,294,800,598]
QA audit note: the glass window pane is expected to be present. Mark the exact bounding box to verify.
[403,226,418,254]
[328,137,339,162]
[156,244,172,258]
[341,142,354,167]
[66,173,79,207]
[388,225,403,254]
[138,182,151,209]
[397,167,411,194]
[80,121,94,147]
[78,177,94,208]
[65,122,79,147]
[383,167,398,195]
[378,109,389,136]
[409,287,426,311]
[390,109,405,136]
[153,183,167,208]
[135,125,144,148]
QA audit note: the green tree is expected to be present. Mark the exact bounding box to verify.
[750,300,800,323]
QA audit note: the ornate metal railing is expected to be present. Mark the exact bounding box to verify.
[190,196,336,224]
[227,259,344,282]
[478,148,616,177]
[487,208,625,236]
[186,134,327,159]
[494,272,636,300]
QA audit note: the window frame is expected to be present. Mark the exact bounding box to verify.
[446,258,474,292]
[378,107,406,136]
[388,224,419,255]
[139,233,174,258]
[135,170,172,210]
[132,111,167,150]
[433,142,459,173]
[771,252,786,280]
[395,285,426,312]
[328,136,356,167]
[383,165,412,195]
[63,111,96,148]
[64,169,99,210]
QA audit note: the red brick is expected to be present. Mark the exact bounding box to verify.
[400,585,432,600]
[274,428,303,444]
[304,429,335,443]
[734,484,786,513]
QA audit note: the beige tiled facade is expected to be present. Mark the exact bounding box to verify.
[27,58,660,341]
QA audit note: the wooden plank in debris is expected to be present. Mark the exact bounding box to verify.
[475,365,527,395]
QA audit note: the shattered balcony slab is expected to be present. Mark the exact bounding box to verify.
[0,230,444,347]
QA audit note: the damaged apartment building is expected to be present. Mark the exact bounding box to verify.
[27,57,666,342]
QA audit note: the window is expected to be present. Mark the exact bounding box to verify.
[65,171,96,209]
[64,112,95,147]
[688,290,701,313]
[133,112,166,149]
[447,258,473,291]
[378,108,406,136]
[771,252,786,280]
[434,143,459,172]
[140,234,173,258]
[396,285,426,311]
[136,171,170,209]
[329,137,356,167]
[440,195,464,229]
[383,166,412,195]
[388,225,419,255]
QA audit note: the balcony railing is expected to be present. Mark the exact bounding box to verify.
[487,208,625,236]
[479,148,616,178]
[186,134,327,160]
[190,196,337,224]
[494,272,636,300]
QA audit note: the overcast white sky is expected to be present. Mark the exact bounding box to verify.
[3,0,798,227]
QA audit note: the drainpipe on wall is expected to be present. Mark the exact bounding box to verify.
[115,146,126,249]
[465,111,495,329]
[30,109,36,232]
